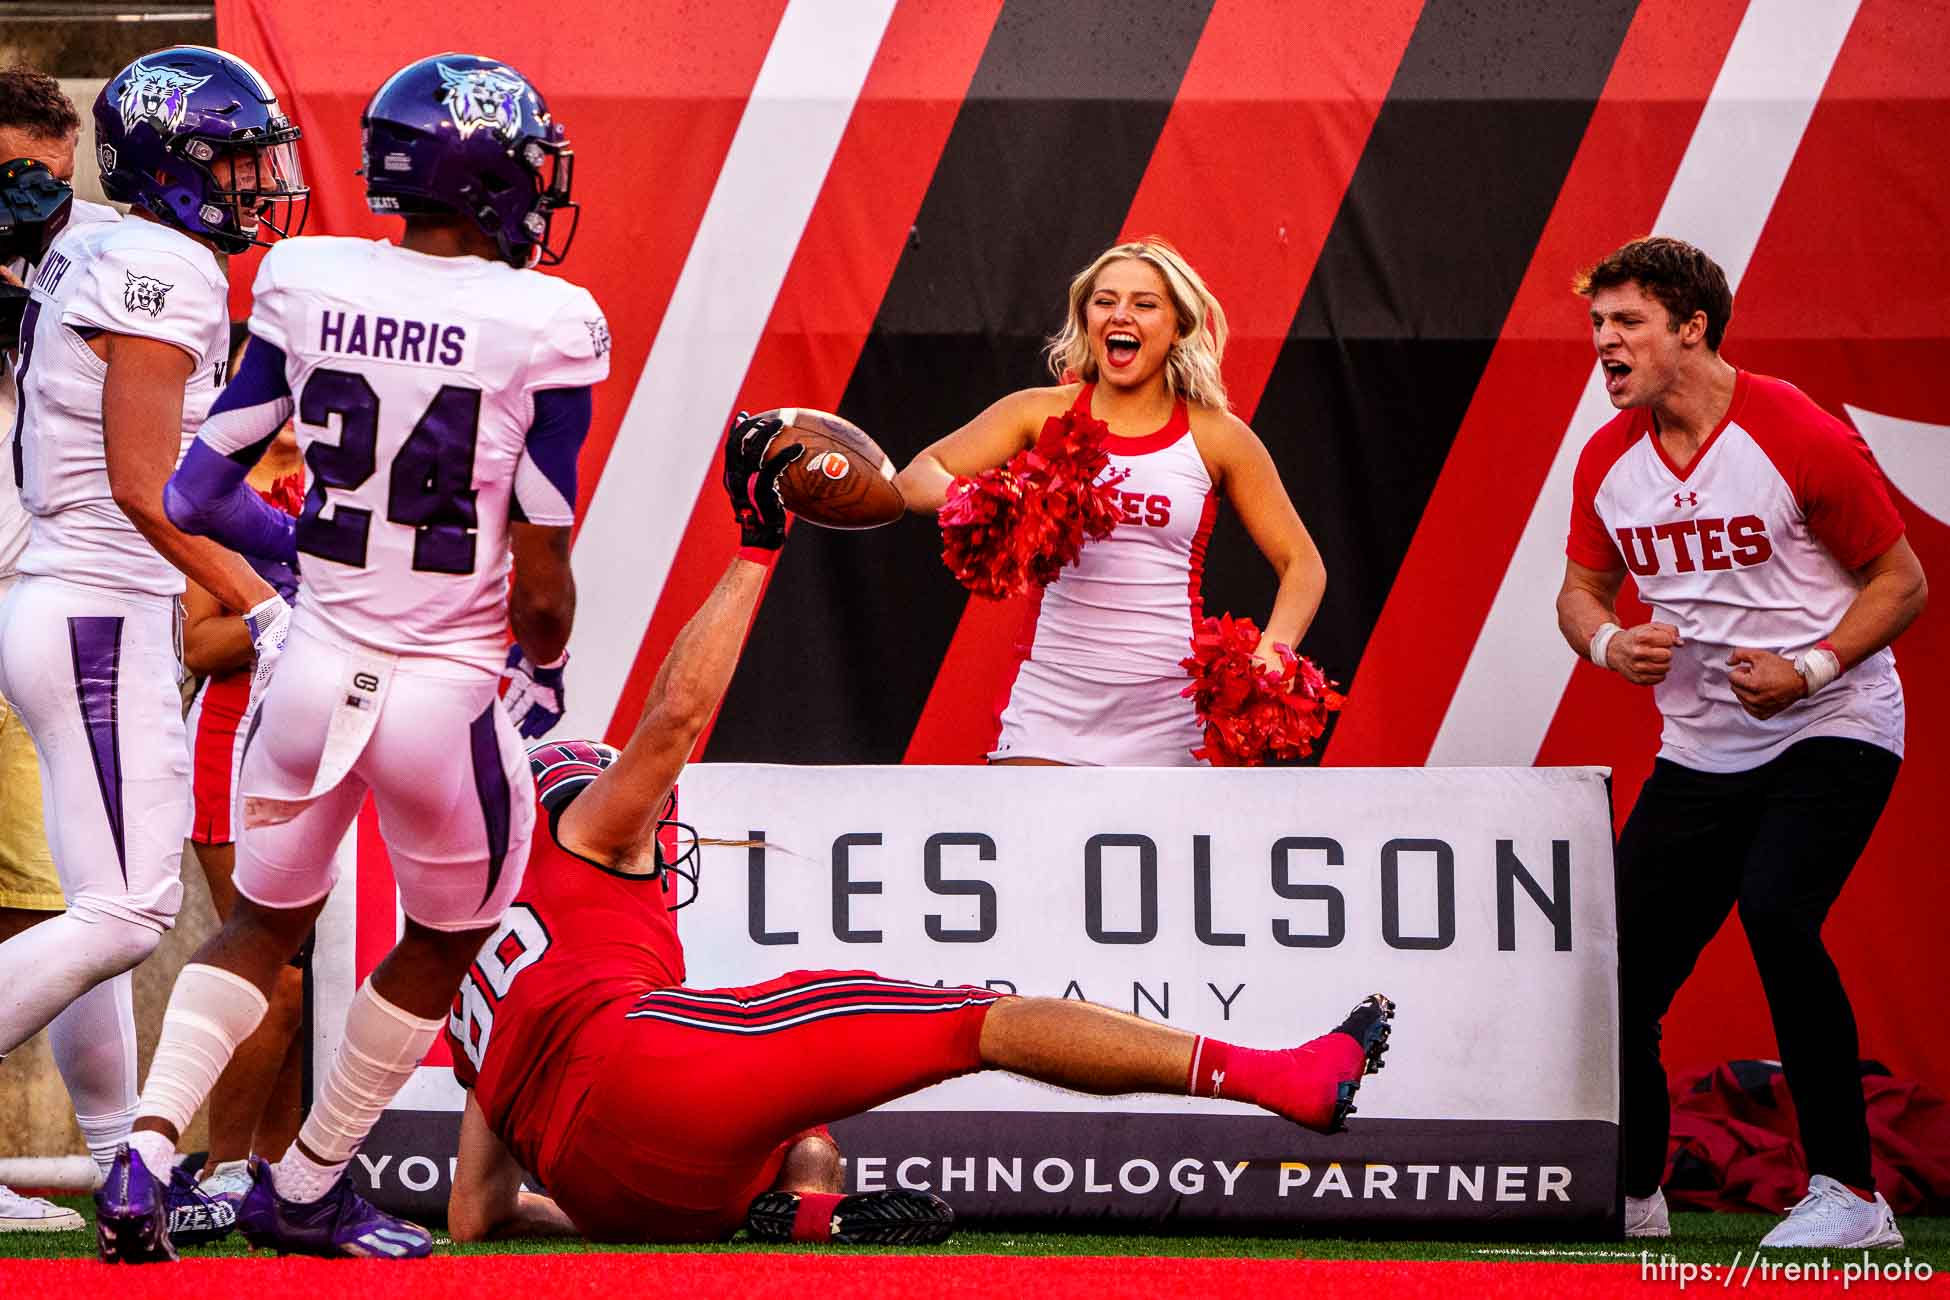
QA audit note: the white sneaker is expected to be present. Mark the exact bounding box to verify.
[0,1183,85,1232]
[1759,1174,1903,1249]
[1625,1187,1671,1238]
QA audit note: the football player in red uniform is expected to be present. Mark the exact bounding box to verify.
[442,413,1395,1245]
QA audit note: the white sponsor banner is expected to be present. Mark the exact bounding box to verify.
[678,763,1617,1124]
[346,764,1617,1128]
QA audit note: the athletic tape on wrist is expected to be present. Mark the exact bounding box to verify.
[1795,646,1841,695]
[1590,622,1622,670]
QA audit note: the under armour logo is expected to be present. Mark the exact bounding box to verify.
[1674,492,1698,508]
[1209,1068,1225,1095]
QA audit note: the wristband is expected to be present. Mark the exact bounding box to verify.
[737,545,781,568]
[1589,622,1622,670]
[1793,645,1841,696]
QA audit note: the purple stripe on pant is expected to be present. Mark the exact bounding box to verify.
[469,702,511,911]
[66,615,127,880]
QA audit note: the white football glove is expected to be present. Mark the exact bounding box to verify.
[243,593,291,715]
[502,645,568,739]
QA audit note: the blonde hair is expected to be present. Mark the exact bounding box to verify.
[1043,238,1230,410]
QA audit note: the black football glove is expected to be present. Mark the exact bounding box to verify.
[722,410,803,551]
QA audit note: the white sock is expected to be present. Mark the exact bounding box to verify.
[47,972,138,1176]
[269,1144,345,1204]
[127,1129,177,1180]
[0,907,159,1056]
[136,963,269,1140]
[273,979,440,1204]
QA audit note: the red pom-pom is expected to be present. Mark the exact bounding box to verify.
[1179,614,1345,766]
[939,409,1130,599]
[939,469,1026,599]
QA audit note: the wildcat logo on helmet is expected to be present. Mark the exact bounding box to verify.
[123,271,173,317]
[116,60,212,133]
[436,63,528,142]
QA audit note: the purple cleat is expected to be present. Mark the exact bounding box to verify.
[94,1145,176,1264]
[165,1165,237,1247]
[236,1158,432,1259]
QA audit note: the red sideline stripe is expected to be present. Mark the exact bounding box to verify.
[1323,0,1749,765]
[215,0,789,509]
[902,0,1421,764]
[0,1255,1858,1299]
[601,0,1004,751]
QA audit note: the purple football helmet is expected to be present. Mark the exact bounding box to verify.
[94,45,308,255]
[361,54,577,269]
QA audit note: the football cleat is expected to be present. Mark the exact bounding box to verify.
[94,1145,176,1264]
[1325,993,1395,1132]
[236,1158,432,1259]
[166,1165,237,1247]
[1272,993,1395,1134]
[746,1189,955,1246]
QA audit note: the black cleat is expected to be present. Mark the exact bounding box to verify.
[747,1189,955,1246]
[1327,994,1395,1133]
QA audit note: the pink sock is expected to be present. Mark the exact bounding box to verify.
[1187,1032,1365,1130]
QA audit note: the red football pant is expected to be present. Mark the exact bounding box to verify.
[545,969,1000,1242]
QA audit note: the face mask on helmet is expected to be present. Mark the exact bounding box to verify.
[528,741,700,909]
[512,135,578,268]
[655,793,702,912]
[186,134,309,251]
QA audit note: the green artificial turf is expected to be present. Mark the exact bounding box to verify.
[3,1199,1946,1269]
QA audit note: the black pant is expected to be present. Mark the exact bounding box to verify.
[1617,736,1900,1197]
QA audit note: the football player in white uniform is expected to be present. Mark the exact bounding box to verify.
[0,46,306,1217]
[101,53,604,1263]
[0,65,125,1234]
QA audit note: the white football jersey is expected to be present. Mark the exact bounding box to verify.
[13,212,230,596]
[3,200,122,588]
[242,237,608,673]
[1568,370,1907,772]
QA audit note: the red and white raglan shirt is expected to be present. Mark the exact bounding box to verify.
[1567,370,1907,773]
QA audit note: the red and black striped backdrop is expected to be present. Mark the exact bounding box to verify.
[217,0,1949,1094]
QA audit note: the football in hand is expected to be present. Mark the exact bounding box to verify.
[759,408,906,530]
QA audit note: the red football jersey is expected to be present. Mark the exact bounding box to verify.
[446,786,688,1178]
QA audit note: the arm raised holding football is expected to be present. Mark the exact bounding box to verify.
[551,413,800,872]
